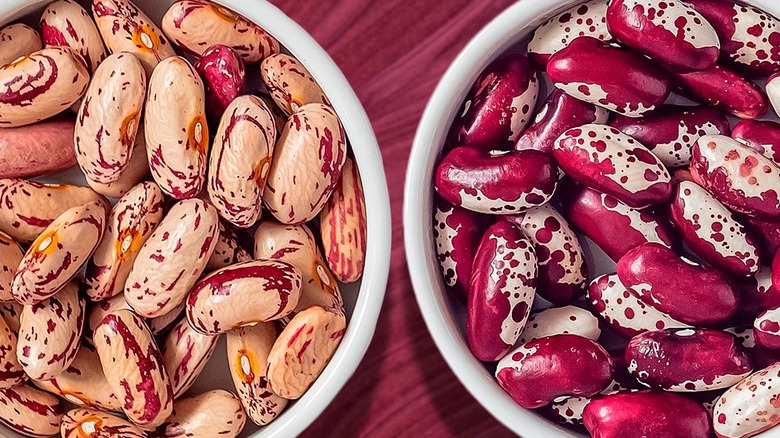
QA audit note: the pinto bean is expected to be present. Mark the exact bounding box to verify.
[0,301,22,335]
[206,222,251,271]
[61,408,144,438]
[0,231,22,302]
[262,53,330,116]
[41,0,107,72]
[0,385,63,437]
[153,390,246,437]
[160,317,218,398]
[0,312,25,389]
[86,135,151,198]
[0,24,41,67]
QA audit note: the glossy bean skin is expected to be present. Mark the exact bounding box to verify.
[153,390,246,438]
[0,24,41,67]
[583,390,713,438]
[208,95,276,228]
[514,88,608,155]
[264,103,347,225]
[617,242,739,326]
[125,198,218,318]
[741,215,780,261]
[587,274,690,339]
[0,231,22,302]
[554,124,671,209]
[0,313,25,389]
[85,182,164,302]
[674,66,768,119]
[755,306,780,350]
[611,105,730,168]
[60,408,144,438]
[32,344,121,412]
[768,73,780,121]
[206,222,251,271]
[0,47,89,128]
[148,300,184,337]
[518,305,600,344]
[713,362,780,438]
[262,53,330,116]
[75,53,146,184]
[92,0,176,76]
[253,221,342,312]
[736,267,780,322]
[606,0,720,73]
[17,282,85,380]
[732,119,780,165]
[267,305,346,400]
[435,146,558,215]
[162,0,280,63]
[226,324,287,426]
[432,197,492,302]
[527,0,611,66]
[0,179,108,244]
[671,181,761,277]
[186,260,302,335]
[559,179,677,261]
[84,294,129,346]
[448,54,539,150]
[93,309,173,429]
[86,136,151,199]
[691,135,780,221]
[161,317,218,398]
[0,385,63,437]
[0,116,78,179]
[495,334,614,409]
[547,36,671,117]
[193,44,246,125]
[511,204,586,304]
[12,202,106,305]
[467,221,537,361]
[40,0,107,73]
[145,57,209,199]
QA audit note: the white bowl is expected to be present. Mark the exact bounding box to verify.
[404,0,780,437]
[0,1,391,437]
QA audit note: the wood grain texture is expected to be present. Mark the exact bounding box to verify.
[266,0,518,436]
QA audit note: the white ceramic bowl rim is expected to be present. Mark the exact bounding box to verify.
[404,0,780,436]
[0,1,392,437]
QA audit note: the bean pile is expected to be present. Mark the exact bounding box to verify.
[0,0,367,436]
[433,1,780,437]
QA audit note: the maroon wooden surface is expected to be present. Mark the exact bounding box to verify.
[266,1,518,437]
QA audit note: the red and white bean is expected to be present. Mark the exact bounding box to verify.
[0,385,63,437]
[0,232,22,302]
[207,222,251,271]
[527,0,611,66]
[154,390,246,438]
[40,0,107,73]
[674,65,768,119]
[713,362,780,438]
[732,119,780,165]
[262,53,330,116]
[194,44,246,125]
[0,24,41,67]
[160,316,218,398]
[518,305,600,344]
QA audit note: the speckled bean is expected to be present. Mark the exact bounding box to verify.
[154,389,246,437]
[186,260,302,335]
[125,198,218,318]
[674,66,768,119]
[148,300,184,336]
[84,182,164,302]
[161,317,218,398]
[253,221,342,313]
[41,0,107,72]
[0,47,89,128]
[262,53,330,116]
[206,222,251,271]
[713,362,780,438]
[0,302,22,335]
[0,312,25,389]
[736,267,780,322]
[12,202,106,305]
[61,408,145,438]
[92,0,176,76]
[527,0,611,66]
[0,232,22,302]
[732,119,780,165]
[264,103,346,224]
[754,306,780,350]
[85,294,130,346]
[0,24,41,67]
[0,385,63,437]
[267,305,346,400]
[208,95,276,228]
[518,306,600,344]
[17,281,85,380]
[86,134,151,198]
[75,53,146,184]
[93,309,173,428]
[162,0,279,63]
[226,323,287,426]
[145,57,209,199]
[194,44,246,124]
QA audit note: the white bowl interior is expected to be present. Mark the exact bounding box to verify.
[404,0,780,437]
[0,1,391,437]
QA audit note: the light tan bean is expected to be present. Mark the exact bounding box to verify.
[92,0,176,76]
[145,57,209,199]
[0,384,63,437]
[148,300,184,336]
[126,199,218,318]
[208,95,276,228]
[0,301,22,334]
[0,231,22,302]
[75,52,146,184]
[161,317,218,398]
[12,202,106,305]
[320,157,367,283]
[33,343,120,412]
[85,293,130,346]
[186,260,302,335]
[0,24,41,67]
[85,182,164,301]
[264,103,347,224]
[261,53,330,115]
[161,0,279,63]
[0,313,25,389]
[94,309,173,429]
[17,281,85,380]
[254,221,342,312]
[0,178,108,243]
[0,47,90,128]
[267,305,346,399]
[61,408,145,438]
[156,389,246,438]
[206,222,251,271]
[87,133,151,198]
[40,0,107,72]
[226,324,287,426]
